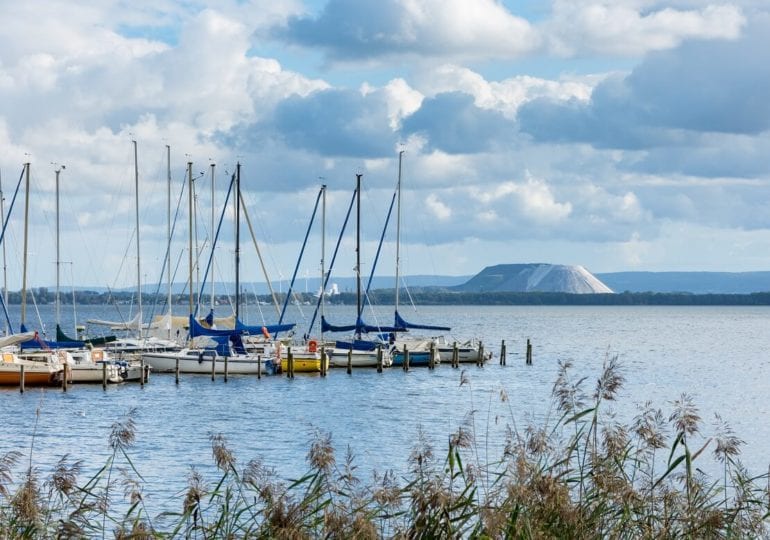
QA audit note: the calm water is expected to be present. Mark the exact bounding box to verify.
[2,303,770,512]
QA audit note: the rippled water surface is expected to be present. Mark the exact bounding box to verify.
[2,304,770,511]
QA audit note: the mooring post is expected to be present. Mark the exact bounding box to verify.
[288,347,294,379]
[404,345,410,372]
[478,341,484,367]
[19,364,25,393]
[102,361,107,390]
[376,345,383,373]
[211,355,216,381]
[140,358,146,387]
[428,341,436,369]
[500,340,506,366]
[224,355,229,383]
[175,358,180,385]
[257,354,262,379]
[62,362,68,392]
[346,345,352,375]
[526,339,532,365]
[320,346,327,377]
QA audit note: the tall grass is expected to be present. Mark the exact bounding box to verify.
[1,358,768,538]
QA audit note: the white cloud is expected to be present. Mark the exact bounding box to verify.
[425,193,452,220]
[544,2,745,56]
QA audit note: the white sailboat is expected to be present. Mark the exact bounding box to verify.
[142,162,278,375]
[327,174,393,368]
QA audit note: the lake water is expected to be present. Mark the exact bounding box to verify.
[1,303,769,513]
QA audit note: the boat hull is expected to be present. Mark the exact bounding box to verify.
[328,349,392,368]
[391,350,440,367]
[0,365,61,386]
[143,351,277,375]
[280,352,329,373]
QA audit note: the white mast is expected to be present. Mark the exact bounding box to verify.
[187,162,194,316]
[21,162,29,329]
[210,162,215,311]
[133,140,142,337]
[166,145,172,340]
[0,169,6,335]
[395,150,404,314]
[54,164,65,329]
[320,182,326,338]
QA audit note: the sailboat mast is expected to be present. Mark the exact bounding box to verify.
[210,163,215,311]
[166,145,172,339]
[235,162,241,321]
[395,151,403,313]
[133,140,142,337]
[55,165,62,328]
[0,170,7,335]
[355,173,362,340]
[21,162,29,328]
[320,183,326,339]
[187,162,194,315]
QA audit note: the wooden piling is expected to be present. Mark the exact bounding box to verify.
[19,365,25,393]
[140,358,146,387]
[62,363,68,392]
[403,345,410,372]
[376,345,383,373]
[428,341,436,370]
[102,361,107,390]
[288,347,294,379]
[452,341,459,368]
[500,339,506,366]
[526,339,532,365]
[257,355,262,379]
[224,355,229,383]
[346,346,352,375]
[175,358,180,385]
[320,346,327,377]
[478,341,484,367]
[211,355,216,381]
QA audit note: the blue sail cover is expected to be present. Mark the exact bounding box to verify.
[189,315,237,338]
[334,339,380,351]
[321,315,403,334]
[234,319,295,335]
[395,310,451,332]
[19,324,84,350]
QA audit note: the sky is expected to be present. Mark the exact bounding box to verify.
[1,0,770,291]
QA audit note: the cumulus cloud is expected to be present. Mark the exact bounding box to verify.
[400,92,515,154]
[544,1,745,57]
[277,0,539,62]
[518,17,770,172]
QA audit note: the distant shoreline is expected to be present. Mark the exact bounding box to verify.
[6,289,770,306]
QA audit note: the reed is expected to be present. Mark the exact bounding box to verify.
[1,360,769,538]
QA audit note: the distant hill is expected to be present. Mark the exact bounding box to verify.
[453,264,613,294]
[597,271,770,294]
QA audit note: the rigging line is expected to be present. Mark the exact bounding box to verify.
[365,189,397,297]
[278,187,323,326]
[239,195,280,317]
[146,171,187,324]
[193,172,235,319]
[307,189,356,336]
[0,166,26,333]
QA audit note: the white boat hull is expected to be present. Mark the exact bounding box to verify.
[143,350,276,375]
[328,349,392,368]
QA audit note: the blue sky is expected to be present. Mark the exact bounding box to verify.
[1,0,769,290]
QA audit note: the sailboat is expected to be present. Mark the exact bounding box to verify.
[388,152,489,365]
[16,163,135,384]
[88,143,180,355]
[324,173,395,368]
[142,162,280,375]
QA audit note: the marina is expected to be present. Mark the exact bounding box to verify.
[2,303,770,512]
